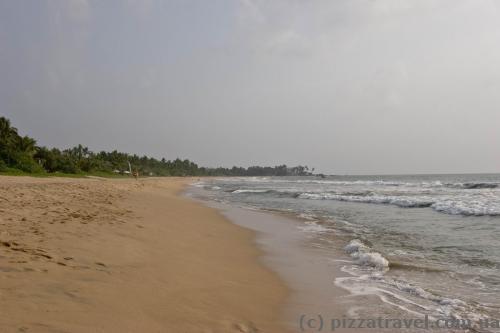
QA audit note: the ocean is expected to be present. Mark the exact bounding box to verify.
[191,174,500,330]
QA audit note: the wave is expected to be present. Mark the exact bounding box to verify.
[375,277,476,317]
[228,188,500,216]
[306,180,499,189]
[295,180,407,186]
[445,182,499,189]
[298,192,435,208]
[218,177,499,189]
[231,189,271,194]
[297,192,500,216]
[218,177,500,217]
[230,188,303,199]
[297,221,331,233]
[431,200,500,216]
[344,239,389,268]
[337,264,490,326]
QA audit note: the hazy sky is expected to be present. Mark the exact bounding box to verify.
[1,0,499,174]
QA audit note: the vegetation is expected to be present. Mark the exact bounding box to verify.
[0,116,313,177]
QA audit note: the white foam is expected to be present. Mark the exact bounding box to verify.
[334,275,427,317]
[431,198,500,216]
[298,212,317,221]
[356,252,389,268]
[344,239,368,254]
[336,268,488,325]
[385,278,435,300]
[297,221,330,233]
[344,239,389,268]
[298,191,500,216]
[232,189,269,194]
[298,192,434,208]
[439,298,466,306]
[217,177,271,182]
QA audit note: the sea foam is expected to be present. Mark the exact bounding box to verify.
[344,239,389,268]
[297,192,500,216]
[431,199,500,216]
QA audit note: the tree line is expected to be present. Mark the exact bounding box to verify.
[0,117,314,177]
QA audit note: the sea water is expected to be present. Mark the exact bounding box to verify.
[192,174,500,330]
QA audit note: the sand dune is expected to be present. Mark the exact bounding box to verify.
[0,177,290,332]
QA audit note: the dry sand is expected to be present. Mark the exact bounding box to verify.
[0,176,290,332]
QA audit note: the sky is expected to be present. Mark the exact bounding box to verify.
[1,0,499,174]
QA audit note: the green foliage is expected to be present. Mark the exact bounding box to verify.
[14,152,44,173]
[0,116,314,177]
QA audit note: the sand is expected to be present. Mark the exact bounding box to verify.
[0,176,290,332]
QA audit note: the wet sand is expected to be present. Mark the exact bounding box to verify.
[0,176,290,332]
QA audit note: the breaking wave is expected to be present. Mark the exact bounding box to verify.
[217,177,498,189]
[447,182,498,189]
[298,192,435,208]
[227,187,500,216]
[344,239,389,269]
[231,189,271,194]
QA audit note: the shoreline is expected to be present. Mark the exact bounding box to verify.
[0,176,291,332]
[187,186,355,332]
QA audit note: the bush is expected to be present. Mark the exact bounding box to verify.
[14,153,44,173]
[0,160,7,172]
[57,156,79,174]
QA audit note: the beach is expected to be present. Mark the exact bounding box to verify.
[3,174,497,333]
[0,177,290,332]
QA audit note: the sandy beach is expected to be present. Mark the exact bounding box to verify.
[0,176,290,332]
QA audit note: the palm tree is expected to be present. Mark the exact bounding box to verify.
[16,136,37,154]
[0,117,18,145]
[0,117,20,165]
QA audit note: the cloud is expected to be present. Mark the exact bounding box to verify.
[3,0,500,173]
[48,0,90,24]
[125,0,156,19]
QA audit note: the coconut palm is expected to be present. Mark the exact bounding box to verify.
[16,136,37,154]
[0,116,20,165]
[0,117,18,145]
